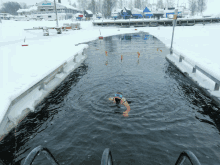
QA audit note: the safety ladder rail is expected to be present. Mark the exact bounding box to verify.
[173,52,220,91]
[23,145,60,165]
[22,146,201,165]
[175,150,201,165]
[101,148,114,165]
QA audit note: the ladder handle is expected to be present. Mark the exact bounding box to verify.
[101,148,114,165]
[175,150,201,165]
[23,145,60,165]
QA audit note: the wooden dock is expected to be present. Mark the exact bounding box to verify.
[93,17,220,27]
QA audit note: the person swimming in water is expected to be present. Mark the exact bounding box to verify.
[108,92,130,117]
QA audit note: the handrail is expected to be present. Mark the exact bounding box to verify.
[101,148,114,165]
[174,52,220,91]
[23,145,60,165]
[175,150,201,165]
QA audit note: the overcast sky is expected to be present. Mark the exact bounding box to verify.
[0,0,219,15]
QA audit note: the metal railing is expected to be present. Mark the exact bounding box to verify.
[169,11,220,91]
[22,146,202,165]
[101,148,114,165]
[177,54,220,91]
[23,146,60,165]
[175,150,201,165]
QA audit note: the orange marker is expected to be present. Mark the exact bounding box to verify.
[105,51,108,56]
[160,50,162,52]
[157,48,159,51]
[121,55,123,60]
[137,52,140,58]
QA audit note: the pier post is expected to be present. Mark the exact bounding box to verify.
[170,9,178,55]
[214,83,219,91]
[192,67,196,73]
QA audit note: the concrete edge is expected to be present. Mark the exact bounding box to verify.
[165,55,220,107]
[0,47,88,141]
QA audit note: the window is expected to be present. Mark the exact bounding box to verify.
[48,9,53,11]
[48,15,51,18]
[37,16,41,17]
[40,9,45,11]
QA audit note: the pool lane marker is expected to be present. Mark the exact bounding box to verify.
[137,52,140,58]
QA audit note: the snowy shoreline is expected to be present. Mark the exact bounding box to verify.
[1,19,220,140]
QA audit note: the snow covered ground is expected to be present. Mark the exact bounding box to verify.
[1,19,220,135]
[0,20,140,129]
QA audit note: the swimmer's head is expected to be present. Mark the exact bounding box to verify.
[115,92,122,99]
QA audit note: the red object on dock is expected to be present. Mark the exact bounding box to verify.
[22,45,28,46]
[99,36,103,39]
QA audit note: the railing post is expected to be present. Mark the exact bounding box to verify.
[170,9,178,55]
[214,83,219,91]
[192,67,196,73]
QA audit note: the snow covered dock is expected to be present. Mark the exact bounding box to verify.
[93,17,220,27]
[1,19,220,140]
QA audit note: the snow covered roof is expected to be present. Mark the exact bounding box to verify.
[143,7,151,12]
[132,8,143,14]
[113,9,122,13]
[17,6,38,13]
[59,3,82,11]
[85,10,93,14]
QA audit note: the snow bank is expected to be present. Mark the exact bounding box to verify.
[0,19,140,139]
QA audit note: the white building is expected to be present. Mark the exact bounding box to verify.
[16,0,82,21]
[0,13,15,20]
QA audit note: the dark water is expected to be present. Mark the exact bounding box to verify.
[1,33,220,165]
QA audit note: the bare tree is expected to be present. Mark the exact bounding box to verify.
[188,0,197,16]
[103,0,117,18]
[77,0,88,10]
[134,0,142,9]
[128,0,133,9]
[165,0,175,8]
[68,0,71,5]
[19,2,27,9]
[0,2,21,15]
[72,2,77,8]
[142,0,149,9]
[88,0,96,14]
[157,0,164,9]
[197,0,207,15]
[118,0,123,9]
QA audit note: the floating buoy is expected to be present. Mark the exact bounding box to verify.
[121,55,123,60]
[137,52,140,58]
[157,48,159,51]
[135,29,137,30]
[105,51,108,56]
[160,50,162,52]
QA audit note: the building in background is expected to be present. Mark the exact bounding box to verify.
[0,13,15,20]
[16,0,82,21]
[143,7,153,18]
